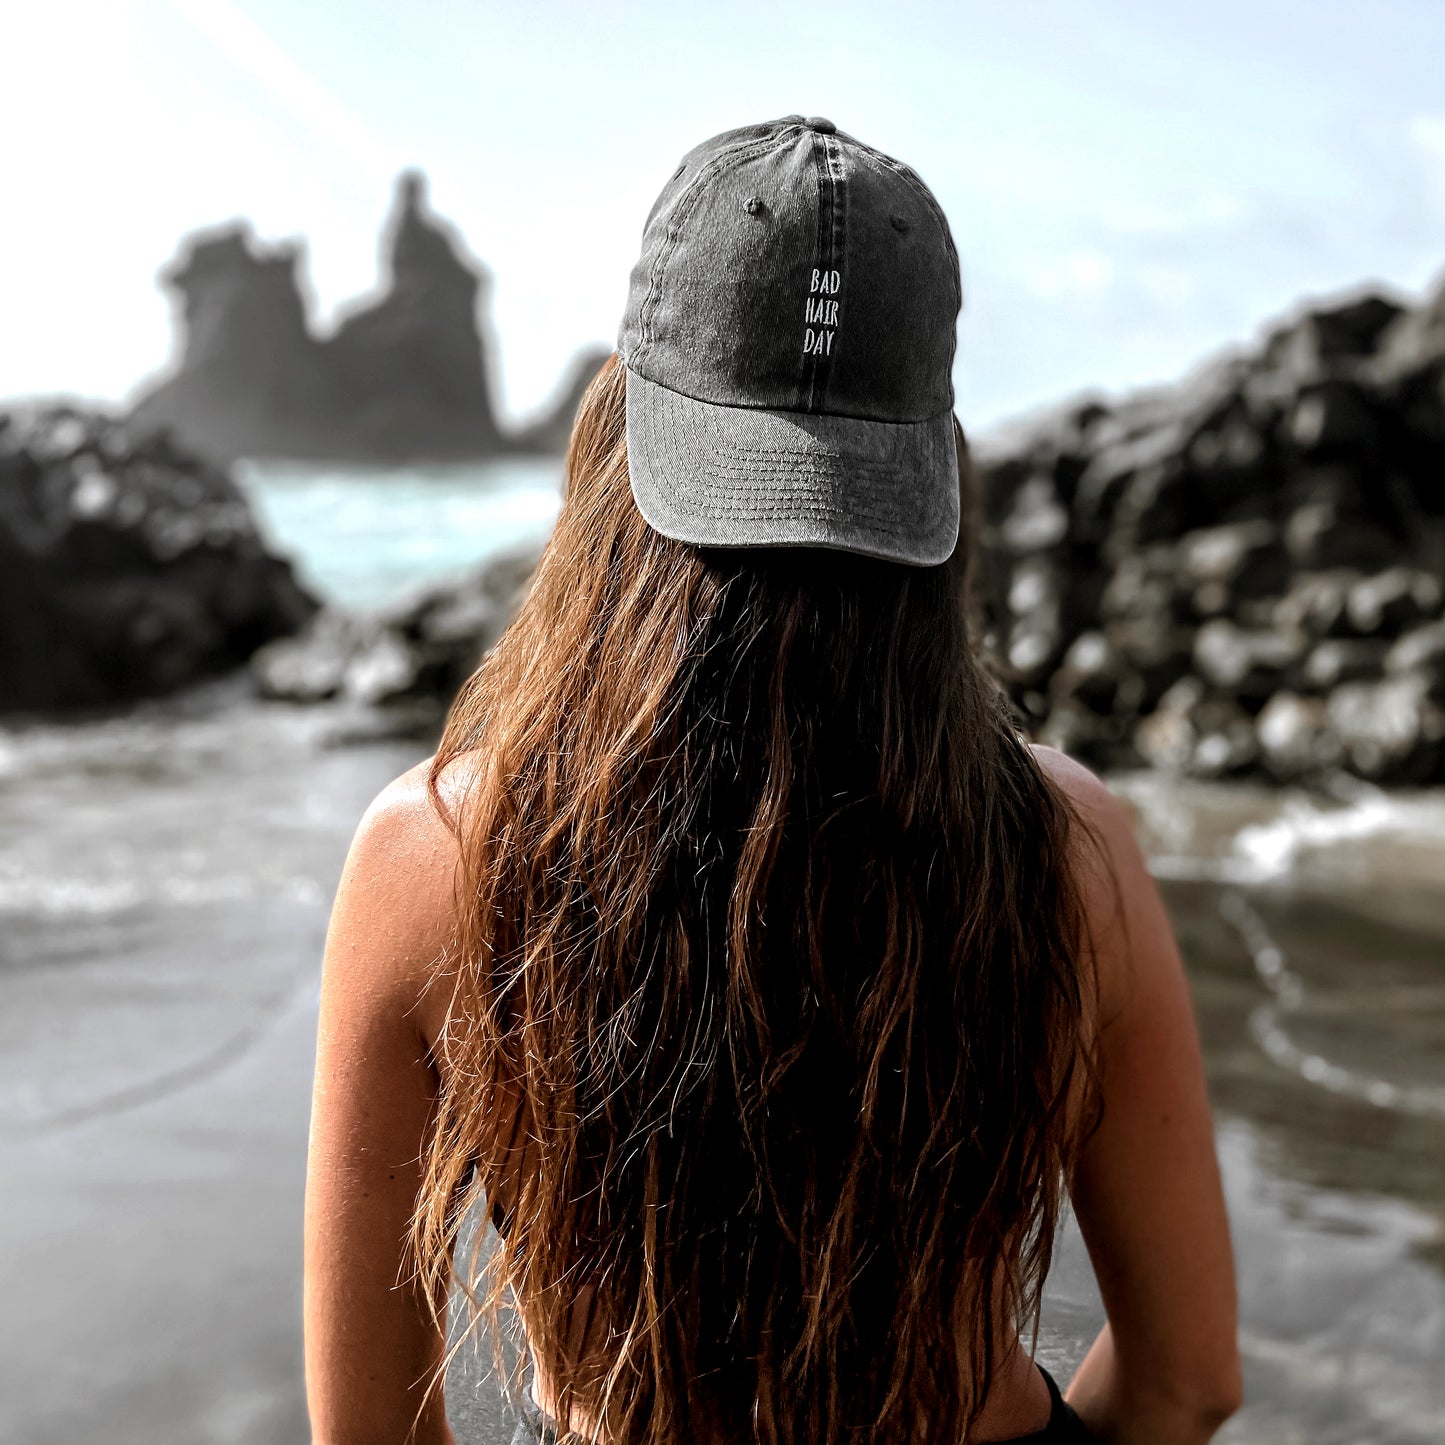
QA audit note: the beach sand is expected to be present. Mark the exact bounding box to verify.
[2,698,1443,1444]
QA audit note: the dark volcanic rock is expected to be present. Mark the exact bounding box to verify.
[252,544,541,723]
[1135,678,1259,779]
[1296,639,1390,692]
[0,405,317,714]
[974,273,1445,784]
[1345,567,1443,637]
[129,228,332,464]
[320,172,504,461]
[1260,292,1405,382]
[1255,692,1337,781]
[129,171,598,465]
[1325,674,1445,782]
[228,269,1445,788]
[1193,620,1306,703]
[1386,621,1445,685]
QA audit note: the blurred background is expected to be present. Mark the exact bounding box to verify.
[3,2,1444,1442]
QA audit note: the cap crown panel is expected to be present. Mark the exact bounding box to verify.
[618,117,960,426]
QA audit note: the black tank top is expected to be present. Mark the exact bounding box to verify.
[508,1364,1098,1444]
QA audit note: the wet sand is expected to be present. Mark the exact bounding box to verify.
[2,699,1443,1443]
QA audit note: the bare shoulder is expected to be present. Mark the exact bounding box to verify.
[343,761,451,918]
[323,752,480,1044]
[1029,743,1145,883]
[1028,745,1160,1017]
[1029,745,1132,837]
[345,750,483,896]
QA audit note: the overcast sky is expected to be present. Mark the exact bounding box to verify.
[5,0,1444,432]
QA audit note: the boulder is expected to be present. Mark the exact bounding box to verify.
[1135,677,1259,778]
[1325,673,1445,782]
[1272,571,1360,639]
[1192,620,1306,704]
[1187,697,1261,778]
[1286,379,1380,458]
[1282,495,1402,571]
[1099,546,1187,625]
[1371,272,1445,461]
[0,405,317,714]
[1345,567,1443,637]
[1185,396,1270,484]
[1005,622,1062,685]
[1000,557,1066,684]
[1104,618,1193,714]
[1049,630,1121,715]
[1255,692,1336,781]
[1034,699,1133,767]
[1178,520,1290,614]
[252,543,541,718]
[1373,270,1445,383]
[1296,639,1390,692]
[1386,621,1445,688]
[1258,291,1405,383]
[1135,676,1206,774]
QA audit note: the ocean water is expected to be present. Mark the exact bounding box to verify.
[2,464,1444,1444]
[236,457,564,609]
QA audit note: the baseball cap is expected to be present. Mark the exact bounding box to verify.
[618,115,962,568]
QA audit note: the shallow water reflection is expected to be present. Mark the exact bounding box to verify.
[0,703,1441,1443]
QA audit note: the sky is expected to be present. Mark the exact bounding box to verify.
[4,0,1445,433]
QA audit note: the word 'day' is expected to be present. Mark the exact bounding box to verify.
[803,268,841,357]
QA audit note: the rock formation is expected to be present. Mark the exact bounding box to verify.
[0,405,317,713]
[971,278,1445,785]
[129,171,596,464]
[251,270,1445,787]
[320,171,503,460]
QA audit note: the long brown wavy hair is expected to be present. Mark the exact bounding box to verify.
[411,353,1099,1444]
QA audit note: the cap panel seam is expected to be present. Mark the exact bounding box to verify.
[847,143,963,388]
[849,143,962,310]
[635,129,803,372]
[820,133,847,414]
[800,131,827,412]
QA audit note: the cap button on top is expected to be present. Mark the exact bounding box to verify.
[804,116,836,134]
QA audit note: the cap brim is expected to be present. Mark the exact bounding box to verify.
[624,369,960,567]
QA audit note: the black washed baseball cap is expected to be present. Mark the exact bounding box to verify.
[618,115,962,567]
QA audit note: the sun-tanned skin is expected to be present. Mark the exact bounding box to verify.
[303,745,1241,1445]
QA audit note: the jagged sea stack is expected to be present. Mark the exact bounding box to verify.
[127,228,335,463]
[322,171,504,460]
[129,171,505,464]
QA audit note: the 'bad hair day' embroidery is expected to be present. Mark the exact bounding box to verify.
[803,268,840,356]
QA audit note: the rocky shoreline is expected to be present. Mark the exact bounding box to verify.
[254,277,1445,786]
[971,278,1445,784]
[9,272,1445,786]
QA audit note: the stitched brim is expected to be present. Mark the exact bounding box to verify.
[624,369,960,567]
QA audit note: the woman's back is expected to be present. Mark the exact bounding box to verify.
[302,117,1240,1445]
[305,738,1236,1444]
